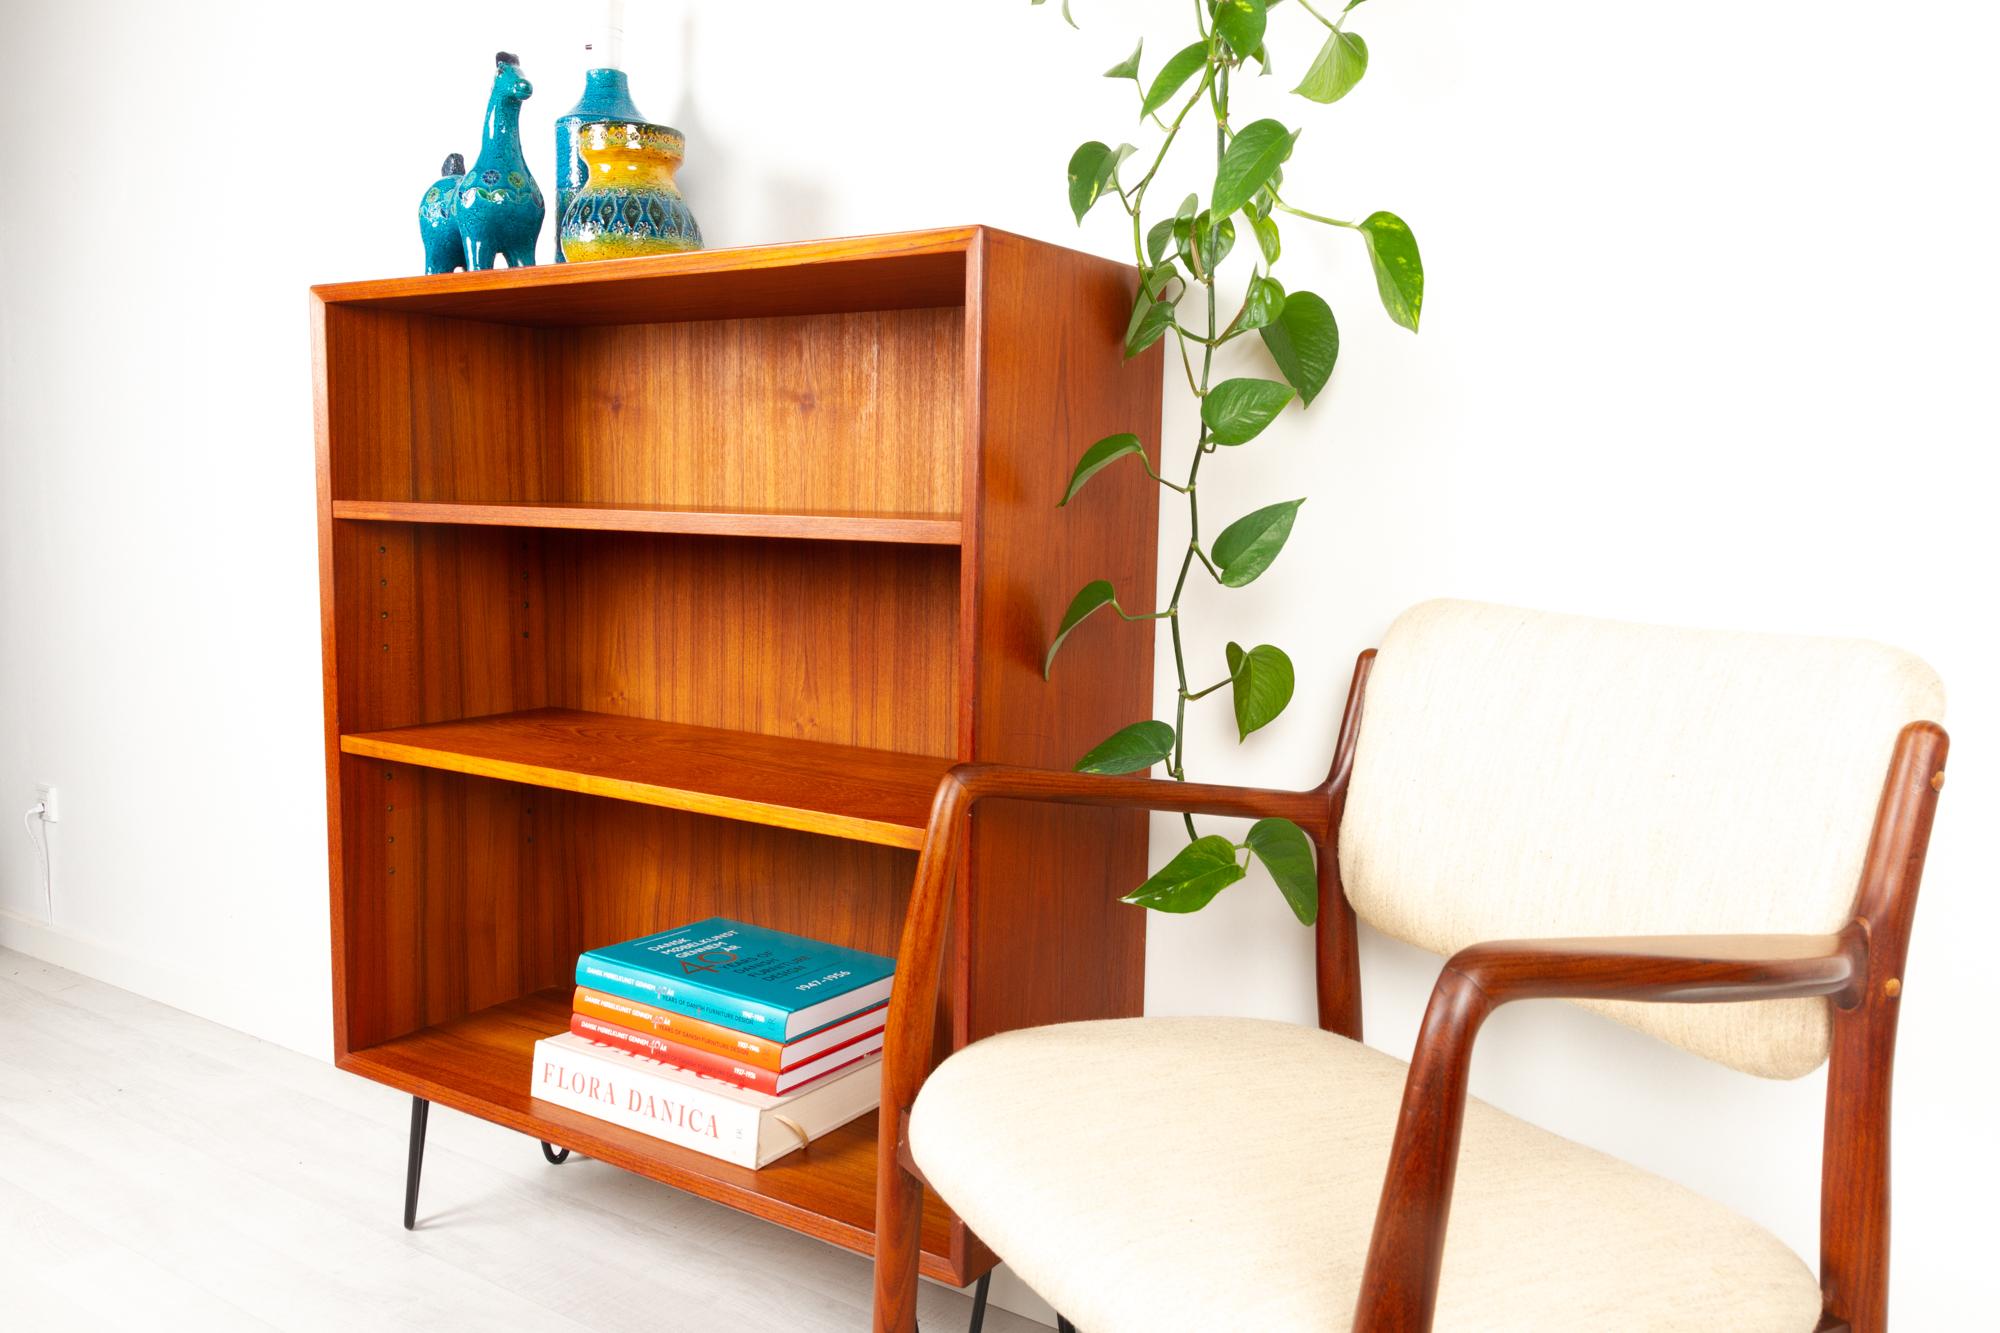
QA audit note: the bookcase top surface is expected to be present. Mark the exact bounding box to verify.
[311,226,1124,327]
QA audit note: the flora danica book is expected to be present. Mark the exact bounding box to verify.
[531,1030,882,1167]
[576,918,895,1040]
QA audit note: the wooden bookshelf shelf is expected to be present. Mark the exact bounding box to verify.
[313,227,1162,1286]
[340,987,958,1280]
[331,499,963,545]
[341,709,952,849]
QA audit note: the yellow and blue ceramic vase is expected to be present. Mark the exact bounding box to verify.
[558,121,702,262]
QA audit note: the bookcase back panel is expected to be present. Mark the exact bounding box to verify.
[543,532,959,758]
[331,522,548,735]
[563,797,918,963]
[336,769,933,1050]
[328,306,964,519]
[546,310,963,516]
[338,761,577,1049]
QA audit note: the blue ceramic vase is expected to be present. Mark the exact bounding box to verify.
[554,68,645,263]
[558,121,703,262]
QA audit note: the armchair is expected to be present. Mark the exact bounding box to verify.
[873,599,1948,1332]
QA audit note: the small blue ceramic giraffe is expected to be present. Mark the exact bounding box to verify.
[418,153,467,275]
[452,52,544,270]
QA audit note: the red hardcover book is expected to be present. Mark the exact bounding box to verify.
[569,1012,885,1095]
[572,986,887,1072]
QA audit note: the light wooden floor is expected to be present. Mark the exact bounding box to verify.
[0,949,1040,1332]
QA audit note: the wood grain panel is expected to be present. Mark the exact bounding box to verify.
[959,231,1161,1043]
[338,763,575,1051]
[543,531,959,758]
[545,309,962,516]
[323,306,412,503]
[404,315,547,503]
[311,228,975,328]
[331,522,545,734]
[331,499,962,546]
[561,798,919,959]
[341,709,953,850]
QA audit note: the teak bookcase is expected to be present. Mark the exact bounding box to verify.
[311,227,1162,1285]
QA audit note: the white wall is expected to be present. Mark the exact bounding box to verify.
[1,0,1991,1323]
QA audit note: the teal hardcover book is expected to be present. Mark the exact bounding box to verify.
[576,917,896,1039]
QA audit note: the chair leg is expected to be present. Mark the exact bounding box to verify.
[402,1096,429,1231]
[539,1141,570,1165]
[967,1272,991,1333]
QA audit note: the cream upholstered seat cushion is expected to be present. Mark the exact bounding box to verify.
[910,1017,1822,1333]
[1339,600,1944,1079]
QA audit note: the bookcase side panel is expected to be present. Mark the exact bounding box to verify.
[324,305,413,503]
[962,232,1161,1042]
[330,521,559,1049]
[406,315,549,503]
[339,762,578,1049]
[330,522,548,734]
[543,309,963,516]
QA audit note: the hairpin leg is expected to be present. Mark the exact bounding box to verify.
[403,1096,429,1231]
[540,1140,570,1165]
[967,1271,991,1333]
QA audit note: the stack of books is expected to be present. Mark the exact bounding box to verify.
[531,917,894,1168]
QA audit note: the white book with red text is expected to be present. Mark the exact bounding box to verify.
[530,1030,881,1168]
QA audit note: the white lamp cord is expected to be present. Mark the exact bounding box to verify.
[21,802,51,918]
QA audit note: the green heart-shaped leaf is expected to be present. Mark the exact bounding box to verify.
[1122,835,1247,913]
[1030,0,1079,29]
[1075,720,1177,775]
[1105,39,1143,82]
[1044,580,1119,678]
[1190,210,1236,277]
[1066,141,1118,224]
[1202,377,1295,445]
[1246,817,1318,924]
[1214,0,1268,60]
[1294,29,1368,104]
[1359,211,1423,332]
[1212,118,1298,220]
[1146,217,1177,264]
[1238,274,1285,333]
[1142,41,1210,118]
[1125,291,1175,358]
[1259,289,1339,404]
[1211,498,1304,587]
[1253,213,1281,264]
[1060,433,1147,505]
[1226,641,1295,739]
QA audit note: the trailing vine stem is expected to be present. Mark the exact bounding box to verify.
[1039,0,1426,920]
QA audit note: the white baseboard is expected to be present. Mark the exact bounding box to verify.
[0,909,323,1057]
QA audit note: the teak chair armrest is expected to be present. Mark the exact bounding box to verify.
[884,762,1335,1111]
[1353,928,1869,1329]
[871,761,1338,1332]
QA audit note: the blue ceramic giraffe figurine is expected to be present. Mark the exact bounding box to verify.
[418,153,467,275]
[454,52,544,269]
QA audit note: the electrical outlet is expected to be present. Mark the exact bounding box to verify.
[36,784,58,823]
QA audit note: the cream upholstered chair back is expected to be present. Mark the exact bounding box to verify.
[1337,599,1944,1078]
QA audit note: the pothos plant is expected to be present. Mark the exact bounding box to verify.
[1033,0,1423,923]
